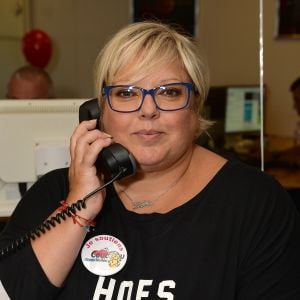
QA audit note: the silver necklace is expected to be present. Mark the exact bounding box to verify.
[120,164,189,210]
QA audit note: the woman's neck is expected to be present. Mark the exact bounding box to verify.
[114,145,227,213]
[114,145,195,212]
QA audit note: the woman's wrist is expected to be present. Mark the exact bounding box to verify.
[58,200,96,232]
[65,190,105,220]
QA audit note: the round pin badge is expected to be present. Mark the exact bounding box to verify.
[81,234,127,276]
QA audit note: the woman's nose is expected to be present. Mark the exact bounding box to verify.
[138,93,160,119]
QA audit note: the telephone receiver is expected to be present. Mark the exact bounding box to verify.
[79,98,136,181]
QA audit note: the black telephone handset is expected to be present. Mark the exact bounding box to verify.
[79,98,136,181]
[0,99,136,261]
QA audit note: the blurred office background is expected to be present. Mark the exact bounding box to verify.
[1,1,299,138]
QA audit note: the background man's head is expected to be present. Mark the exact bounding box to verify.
[290,77,300,116]
[6,65,53,99]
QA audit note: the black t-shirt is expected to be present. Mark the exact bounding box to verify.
[1,160,300,299]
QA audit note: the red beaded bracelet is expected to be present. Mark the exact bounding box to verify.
[59,200,96,232]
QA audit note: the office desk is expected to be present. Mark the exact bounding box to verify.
[226,135,300,189]
[265,136,300,189]
[266,168,300,189]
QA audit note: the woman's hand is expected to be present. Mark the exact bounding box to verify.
[67,119,112,218]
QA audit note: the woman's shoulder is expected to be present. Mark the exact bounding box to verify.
[195,146,276,185]
[222,158,277,187]
[24,167,70,203]
[193,145,286,200]
[38,167,69,185]
[208,157,292,213]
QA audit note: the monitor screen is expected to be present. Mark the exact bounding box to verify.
[224,86,261,133]
[0,99,87,216]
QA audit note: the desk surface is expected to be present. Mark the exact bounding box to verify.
[265,136,300,188]
[266,135,294,152]
[266,168,300,189]
[226,135,300,189]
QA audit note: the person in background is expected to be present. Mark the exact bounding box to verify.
[0,21,300,299]
[6,65,53,99]
[0,66,53,232]
[290,77,300,116]
[276,77,300,152]
[275,77,300,163]
[290,77,300,145]
[286,77,300,206]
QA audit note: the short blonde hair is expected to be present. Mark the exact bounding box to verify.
[94,21,212,136]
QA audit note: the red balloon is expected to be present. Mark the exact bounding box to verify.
[22,29,52,68]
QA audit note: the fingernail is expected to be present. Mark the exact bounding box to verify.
[104,135,113,139]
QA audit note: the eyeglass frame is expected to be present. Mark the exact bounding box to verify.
[102,82,196,113]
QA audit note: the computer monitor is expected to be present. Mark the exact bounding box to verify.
[201,85,263,154]
[0,99,87,217]
[224,85,261,134]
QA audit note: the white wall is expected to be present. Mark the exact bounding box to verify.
[0,0,30,98]
[31,0,131,98]
[198,1,259,86]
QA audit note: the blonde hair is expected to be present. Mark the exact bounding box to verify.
[94,21,212,136]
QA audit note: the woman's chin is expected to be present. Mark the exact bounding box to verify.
[136,155,172,173]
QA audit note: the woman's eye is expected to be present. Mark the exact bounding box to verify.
[160,88,181,97]
[116,90,135,98]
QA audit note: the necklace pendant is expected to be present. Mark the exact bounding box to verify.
[132,200,153,209]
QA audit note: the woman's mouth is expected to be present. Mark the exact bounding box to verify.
[134,130,162,141]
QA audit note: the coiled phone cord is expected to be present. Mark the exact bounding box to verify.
[0,169,123,261]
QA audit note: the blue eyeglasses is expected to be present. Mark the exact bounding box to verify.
[102,82,195,113]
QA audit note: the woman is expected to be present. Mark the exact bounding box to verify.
[1,21,300,299]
